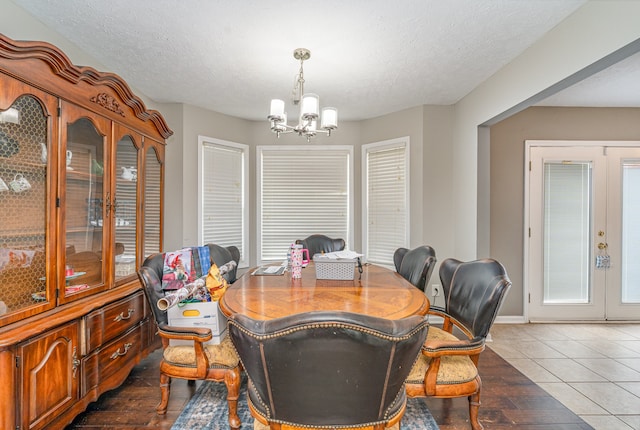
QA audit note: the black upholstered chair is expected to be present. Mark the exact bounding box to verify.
[393,245,437,292]
[137,244,242,429]
[207,243,241,283]
[228,311,429,430]
[295,234,345,258]
[405,258,512,430]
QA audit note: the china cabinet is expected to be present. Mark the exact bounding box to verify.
[0,34,172,429]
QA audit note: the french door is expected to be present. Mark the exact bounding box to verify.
[528,143,640,321]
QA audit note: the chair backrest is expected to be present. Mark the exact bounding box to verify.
[207,243,240,283]
[439,258,512,341]
[137,244,240,325]
[295,234,345,258]
[229,311,428,428]
[393,246,437,292]
[138,252,168,324]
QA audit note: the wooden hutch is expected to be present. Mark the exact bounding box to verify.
[0,34,172,429]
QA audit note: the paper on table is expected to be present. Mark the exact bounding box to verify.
[252,265,286,276]
[321,250,364,260]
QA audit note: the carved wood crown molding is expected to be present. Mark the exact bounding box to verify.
[0,33,173,138]
[90,93,125,117]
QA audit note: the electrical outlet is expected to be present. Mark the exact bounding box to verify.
[431,284,441,297]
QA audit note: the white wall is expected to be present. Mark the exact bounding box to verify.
[422,106,455,268]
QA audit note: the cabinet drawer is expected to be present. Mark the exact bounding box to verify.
[82,324,142,395]
[98,325,142,383]
[85,291,145,351]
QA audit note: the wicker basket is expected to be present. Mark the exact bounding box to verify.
[314,256,357,280]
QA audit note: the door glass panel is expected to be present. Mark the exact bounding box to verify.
[543,162,591,304]
[114,136,138,279]
[621,161,640,303]
[65,118,104,294]
[0,96,48,312]
[143,147,161,257]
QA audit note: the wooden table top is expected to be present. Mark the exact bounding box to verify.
[219,263,430,321]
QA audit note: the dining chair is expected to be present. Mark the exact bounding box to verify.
[393,245,437,292]
[207,243,241,283]
[405,258,512,430]
[295,234,345,258]
[228,311,429,430]
[137,244,242,429]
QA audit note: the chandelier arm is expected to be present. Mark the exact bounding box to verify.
[271,123,295,132]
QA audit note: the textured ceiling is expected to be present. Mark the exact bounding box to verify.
[10,0,634,123]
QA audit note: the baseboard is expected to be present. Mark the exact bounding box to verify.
[427,315,526,326]
[494,315,526,324]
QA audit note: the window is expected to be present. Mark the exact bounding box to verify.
[198,137,248,267]
[362,138,409,266]
[257,145,353,263]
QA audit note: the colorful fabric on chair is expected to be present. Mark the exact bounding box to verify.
[206,262,230,301]
[162,248,195,290]
[191,246,212,278]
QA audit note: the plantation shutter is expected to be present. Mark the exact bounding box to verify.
[364,141,408,266]
[258,146,351,262]
[201,140,246,264]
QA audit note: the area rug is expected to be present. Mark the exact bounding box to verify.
[172,374,439,429]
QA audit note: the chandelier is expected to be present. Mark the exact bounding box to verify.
[267,48,338,141]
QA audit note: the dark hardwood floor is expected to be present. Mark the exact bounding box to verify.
[65,346,594,430]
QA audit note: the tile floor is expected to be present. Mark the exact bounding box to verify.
[489,323,640,430]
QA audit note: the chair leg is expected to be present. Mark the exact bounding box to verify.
[225,366,242,430]
[468,389,483,430]
[156,373,171,414]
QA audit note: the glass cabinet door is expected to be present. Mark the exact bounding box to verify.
[113,127,140,281]
[61,103,110,301]
[0,94,53,326]
[143,142,163,258]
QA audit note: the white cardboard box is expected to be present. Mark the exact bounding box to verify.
[167,301,228,345]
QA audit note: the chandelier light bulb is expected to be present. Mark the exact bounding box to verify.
[300,93,319,120]
[321,107,338,130]
[269,99,285,121]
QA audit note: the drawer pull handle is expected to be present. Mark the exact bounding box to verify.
[110,342,133,360]
[72,346,80,379]
[114,308,135,322]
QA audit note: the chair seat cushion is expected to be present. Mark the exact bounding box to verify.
[406,326,478,385]
[163,335,239,368]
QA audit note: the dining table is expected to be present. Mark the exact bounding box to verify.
[219,262,430,321]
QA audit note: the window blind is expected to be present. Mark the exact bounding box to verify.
[543,162,591,303]
[364,140,408,266]
[143,148,162,258]
[200,139,247,266]
[622,162,640,303]
[258,146,351,262]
